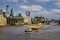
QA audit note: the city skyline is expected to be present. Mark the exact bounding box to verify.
[0,0,60,19]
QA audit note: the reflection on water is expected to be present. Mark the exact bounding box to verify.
[0,27,6,31]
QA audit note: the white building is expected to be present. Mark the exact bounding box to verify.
[24,11,31,24]
[24,16,31,24]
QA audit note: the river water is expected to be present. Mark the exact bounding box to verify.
[0,23,60,40]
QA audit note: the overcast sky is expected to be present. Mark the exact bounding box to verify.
[0,0,60,19]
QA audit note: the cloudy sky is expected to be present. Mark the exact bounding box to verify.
[0,0,60,19]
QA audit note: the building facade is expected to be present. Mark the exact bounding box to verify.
[24,11,31,25]
[35,17,45,23]
[7,16,24,26]
[24,17,31,25]
[0,12,7,26]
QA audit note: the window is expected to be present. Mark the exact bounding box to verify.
[1,16,2,21]
[0,16,2,22]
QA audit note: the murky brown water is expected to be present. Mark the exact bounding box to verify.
[0,24,60,40]
[0,27,6,31]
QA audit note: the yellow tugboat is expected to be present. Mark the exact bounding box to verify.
[29,23,43,30]
[25,23,44,33]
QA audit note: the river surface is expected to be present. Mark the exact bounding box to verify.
[0,23,60,40]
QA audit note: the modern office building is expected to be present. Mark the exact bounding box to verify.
[10,8,14,18]
[6,5,11,17]
[18,13,21,17]
[25,11,30,17]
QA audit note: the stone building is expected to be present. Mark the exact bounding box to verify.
[0,11,7,26]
